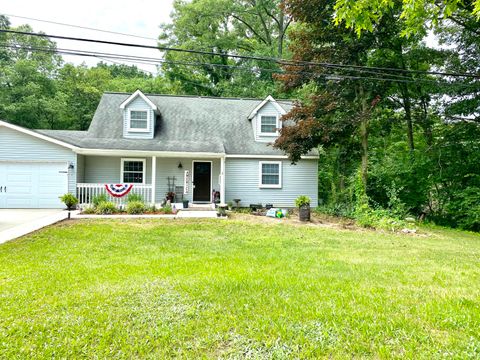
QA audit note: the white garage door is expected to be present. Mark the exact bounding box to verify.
[0,162,68,208]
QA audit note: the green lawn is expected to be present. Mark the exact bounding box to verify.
[0,219,479,358]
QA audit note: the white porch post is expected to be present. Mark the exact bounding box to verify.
[151,156,156,205]
[220,156,226,204]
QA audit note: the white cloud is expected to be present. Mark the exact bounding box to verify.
[3,0,174,74]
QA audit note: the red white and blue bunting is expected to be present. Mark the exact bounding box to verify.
[105,184,133,198]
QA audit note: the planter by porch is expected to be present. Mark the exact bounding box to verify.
[183,200,189,208]
[299,204,311,222]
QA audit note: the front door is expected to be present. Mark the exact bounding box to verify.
[193,161,211,202]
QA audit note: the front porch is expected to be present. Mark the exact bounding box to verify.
[75,154,225,206]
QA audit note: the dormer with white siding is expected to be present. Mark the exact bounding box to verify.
[248,95,287,142]
[120,90,157,139]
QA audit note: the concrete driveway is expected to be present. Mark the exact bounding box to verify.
[0,209,68,244]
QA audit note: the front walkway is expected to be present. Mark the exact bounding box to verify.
[0,209,68,244]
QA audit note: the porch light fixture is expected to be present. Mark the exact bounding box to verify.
[178,162,183,169]
[68,162,75,170]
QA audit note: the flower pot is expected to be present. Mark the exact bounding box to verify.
[183,200,189,208]
[299,204,310,222]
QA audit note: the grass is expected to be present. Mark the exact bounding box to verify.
[0,219,479,358]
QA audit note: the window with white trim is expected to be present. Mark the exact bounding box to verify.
[128,110,149,132]
[121,159,145,184]
[259,161,282,188]
[260,115,278,135]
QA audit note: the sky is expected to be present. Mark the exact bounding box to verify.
[2,0,175,74]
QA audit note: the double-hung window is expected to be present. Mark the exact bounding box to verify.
[128,110,149,132]
[121,159,145,184]
[259,161,282,188]
[260,115,278,135]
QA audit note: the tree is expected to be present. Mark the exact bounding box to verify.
[333,0,480,37]
[158,0,291,96]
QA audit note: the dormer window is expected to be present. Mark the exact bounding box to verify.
[128,110,149,132]
[260,115,278,135]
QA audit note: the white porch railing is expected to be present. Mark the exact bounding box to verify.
[76,183,153,206]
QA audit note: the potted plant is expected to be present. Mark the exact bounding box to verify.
[59,193,79,211]
[295,195,311,222]
[166,191,175,202]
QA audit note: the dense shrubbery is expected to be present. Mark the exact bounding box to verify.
[126,201,146,215]
[95,201,117,215]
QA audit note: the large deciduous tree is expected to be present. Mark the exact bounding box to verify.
[158,0,291,96]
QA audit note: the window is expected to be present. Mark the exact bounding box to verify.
[260,115,278,135]
[259,161,282,188]
[121,159,145,184]
[128,110,149,132]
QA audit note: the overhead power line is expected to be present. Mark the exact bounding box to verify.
[3,43,478,89]
[2,13,158,42]
[1,29,479,80]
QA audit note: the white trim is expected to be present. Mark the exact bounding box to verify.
[259,114,280,136]
[226,154,319,159]
[75,148,225,158]
[127,109,150,133]
[151,156,156,204]
[192,160,213,203]
[248,95,286,120]
[119,90,157,110]
[220,157,225,204]
[120,158,146,184]
[0,120,77,150]
[258,161,282,188]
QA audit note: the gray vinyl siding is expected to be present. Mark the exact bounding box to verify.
[253,102,282,142]
[154,158,221,203]
[225,158,318,207]
[0,126,77,194]
[83,156,152,184]
[123,96,155,139]
[77,154,85,183]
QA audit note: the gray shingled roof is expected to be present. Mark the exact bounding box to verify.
[37,92,317,156]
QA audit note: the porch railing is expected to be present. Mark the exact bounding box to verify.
[76,183,153,206]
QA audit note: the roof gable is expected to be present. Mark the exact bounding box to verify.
[119,90,157,110]
[247,95,287,120]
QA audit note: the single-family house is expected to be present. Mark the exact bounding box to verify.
[0,91,318,208]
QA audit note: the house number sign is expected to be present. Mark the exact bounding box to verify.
[184,170,190,194]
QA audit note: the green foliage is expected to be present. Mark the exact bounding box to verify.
[95,201,117,215]
[126,201,146,215]
[126,193,143,203]
[295,195,311,207]
[59,193,78,210]
[81,206,95,215]
[161,205,173,214]
[92,194,108,208]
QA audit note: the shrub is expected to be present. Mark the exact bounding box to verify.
[161,205,173,214]
[126,193,143,203]
[95,201,117,215]
[82,206,95,214]
[92,194,108,208]
[126,201,146,215]
[295,195,311,207]
[59,193,78,210]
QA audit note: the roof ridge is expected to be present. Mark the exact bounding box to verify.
[103,91,294,102]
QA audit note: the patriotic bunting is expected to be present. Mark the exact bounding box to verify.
[105,184,133,198]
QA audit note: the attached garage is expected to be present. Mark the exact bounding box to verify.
[0,122,77,209]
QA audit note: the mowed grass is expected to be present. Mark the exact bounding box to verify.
[0,219,479,359]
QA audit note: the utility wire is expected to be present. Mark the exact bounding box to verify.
[2,13,158,42]
[1,29,479,80]
[4,43,477,89]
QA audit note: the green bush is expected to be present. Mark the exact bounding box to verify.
[92,194,108,208]
[295,195,311,207]
[443,187,480,231]
[126,193,143,203]
[59,193,78,210]
[95,201,117,215]
[161,205,173,214]
[82,206,95,214]
[126,201,146,215]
